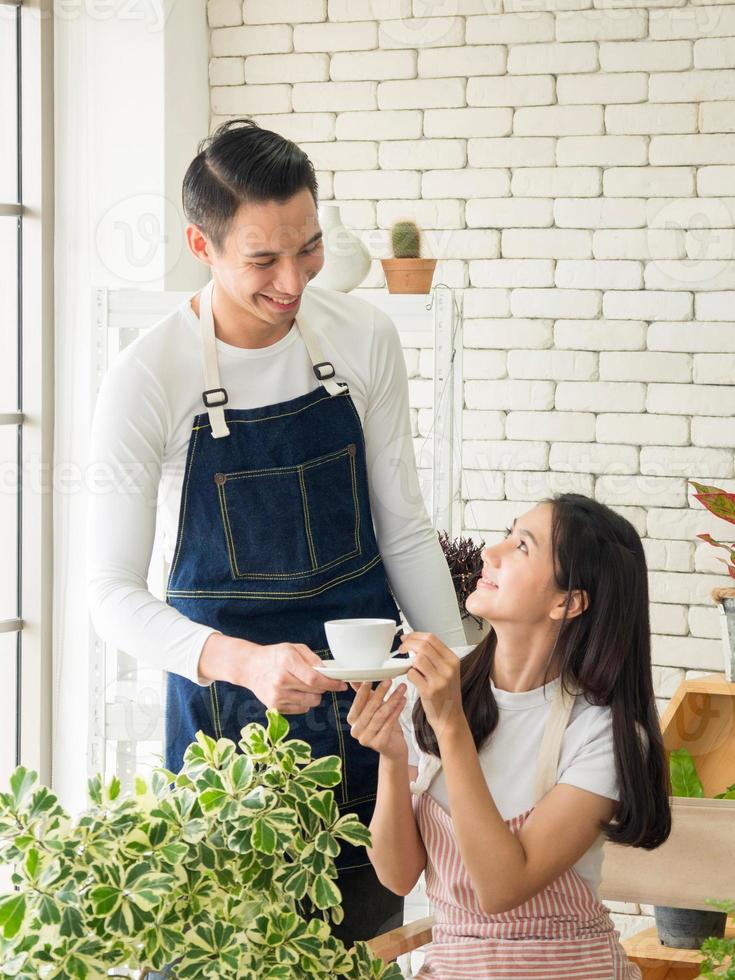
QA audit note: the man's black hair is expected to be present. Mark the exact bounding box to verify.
[182,118,319,250]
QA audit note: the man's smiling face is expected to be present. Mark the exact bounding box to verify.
[191,187,325,332]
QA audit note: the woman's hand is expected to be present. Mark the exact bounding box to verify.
[399,632,466,740]
[346,679,409,763]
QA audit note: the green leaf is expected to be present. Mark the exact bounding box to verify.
[149,819,168,847]
[307,790,336,824]
[239,724,271,760]
[300,843,328,874]
[60,905,84,939]
[0,894,26,939]
[36,894,61,926]
[311,873,341,910]
[252,818,277,855]
[690,482,735,526]
[285,739,313,763]
[160,840,189,863]
[278,865,309,902]
[199,788,228,813]
[266,710,290,745]
[333,814,372,848]
[87,773,103,805]
[9,768,36,810]
[670,747,705,798]
[714,782,735,800]
[23,849,39,882]
[266,808,298,833]
[230,754,253,793]
[89,884,121,917]
[299,757,342,788]
[181,817,208,843]
[38,859,62,890]
[314,831,339,857]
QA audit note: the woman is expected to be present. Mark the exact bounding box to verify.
[347,494,671,979]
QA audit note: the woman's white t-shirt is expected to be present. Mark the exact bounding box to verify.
[400,647,619,899]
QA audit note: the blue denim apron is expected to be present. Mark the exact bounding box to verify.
[164,281,401,869]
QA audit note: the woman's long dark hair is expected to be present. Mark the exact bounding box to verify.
[413,493,671,850]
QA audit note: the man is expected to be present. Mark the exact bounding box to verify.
[87,118,465,946]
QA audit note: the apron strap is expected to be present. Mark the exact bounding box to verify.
[295,309,348,398]
[533,680,580,805]
[199,280,231,439]
[197,282,345,440]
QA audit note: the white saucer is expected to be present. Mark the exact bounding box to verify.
[315,655,415,682]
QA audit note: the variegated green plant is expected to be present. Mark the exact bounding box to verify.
[0,711,404,980]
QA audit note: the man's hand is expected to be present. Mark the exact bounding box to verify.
[198,633,347,713]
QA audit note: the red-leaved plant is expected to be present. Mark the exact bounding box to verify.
[690,482,735,581]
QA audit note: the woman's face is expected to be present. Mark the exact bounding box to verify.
[466,502,566,629]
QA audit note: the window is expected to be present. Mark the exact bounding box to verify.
[0,0,54,816]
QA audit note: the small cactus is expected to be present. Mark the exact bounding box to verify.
[391,220,421,259]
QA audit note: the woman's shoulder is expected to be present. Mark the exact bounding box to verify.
[568,694,615,745]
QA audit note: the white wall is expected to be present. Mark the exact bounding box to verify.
[207,0,735,941]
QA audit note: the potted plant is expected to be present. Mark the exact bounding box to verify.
[690,482,735,681]
[437,530,490,646]
[0,712,403,980]
[380,221,437,295]
[653,748,734,949]
[699,899,735,978]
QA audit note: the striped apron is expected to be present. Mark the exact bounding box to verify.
[410,682,641,979]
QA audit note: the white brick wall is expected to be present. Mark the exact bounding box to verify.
[209,0,734,939]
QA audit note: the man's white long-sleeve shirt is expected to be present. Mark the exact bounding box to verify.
[86,284,465,686]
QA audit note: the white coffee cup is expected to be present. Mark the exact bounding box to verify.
[324,618,397,669]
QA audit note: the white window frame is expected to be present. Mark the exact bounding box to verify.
[0,0,55,785]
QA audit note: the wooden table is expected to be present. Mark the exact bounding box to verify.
[623,918,734,979]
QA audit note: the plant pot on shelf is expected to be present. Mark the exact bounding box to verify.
[653,905,727,950]
[462,615,490,648]
[380,258,437,295]
[713,587,735,682]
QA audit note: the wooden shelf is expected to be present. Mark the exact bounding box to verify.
[365,915,434,963]
[623,918,735,980]
[659,675,735,798]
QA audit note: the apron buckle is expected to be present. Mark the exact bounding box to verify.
[313,361,336,381]
[203,387,229,408]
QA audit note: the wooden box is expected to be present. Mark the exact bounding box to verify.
[600,675,735,911]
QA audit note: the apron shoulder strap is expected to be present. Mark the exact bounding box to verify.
[198,280,231,439]
[295,308,348,398]
[533,679,580,805]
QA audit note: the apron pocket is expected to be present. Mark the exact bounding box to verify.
[215,444,361,579]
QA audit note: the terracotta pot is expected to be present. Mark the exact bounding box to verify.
[380,258,437,295]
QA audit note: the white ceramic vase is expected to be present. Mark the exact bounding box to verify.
[462,616,490,648]
[310,203,371,293]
